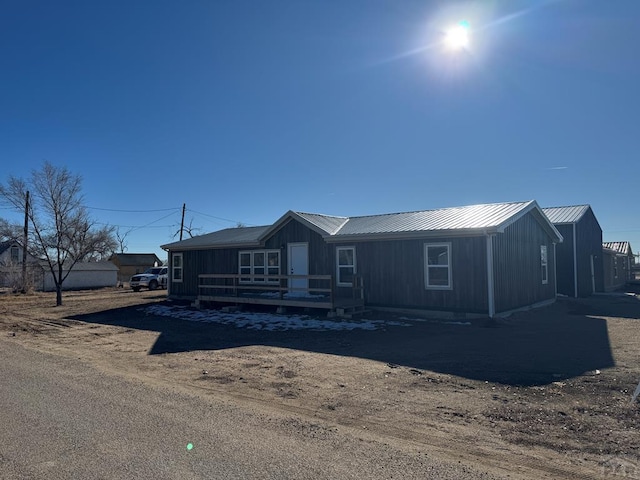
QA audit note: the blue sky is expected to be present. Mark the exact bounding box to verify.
[1,0,638,261]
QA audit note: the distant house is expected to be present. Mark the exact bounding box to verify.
[162,200,563,318]
[602,241,634,290]
[542,205,604,297]
[109,253,163,284]
[41,261,118,291]
[0,239,44,290]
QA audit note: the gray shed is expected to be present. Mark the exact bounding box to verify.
[542,205,603,297]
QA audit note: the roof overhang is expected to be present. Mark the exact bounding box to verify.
[496,200,563,243]
[258,211,334,242]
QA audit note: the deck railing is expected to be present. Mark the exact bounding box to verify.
[197,274,364,306]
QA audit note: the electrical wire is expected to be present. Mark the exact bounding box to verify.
[87,206,180,213]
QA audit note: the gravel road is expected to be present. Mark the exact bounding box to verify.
[0,339,503,480]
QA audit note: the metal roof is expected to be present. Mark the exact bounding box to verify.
[161,225,269,250]
[163,200,563,250]
[542,205,590,224]
[333,201,535,236]
[56,261,119,271]
[603,241,633,256]
[294,212,348,235]
[109,253,162,266]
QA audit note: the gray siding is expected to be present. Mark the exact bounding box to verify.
[168,212,559,315]
[552,207,603,297]
[493,211,557,313]
[575,208,603,296]
[352,236,488,313]
[553,224,575,297]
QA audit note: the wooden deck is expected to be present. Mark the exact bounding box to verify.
[197,273,365,312]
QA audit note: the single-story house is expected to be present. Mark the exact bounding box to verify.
[0,239,43,290]
[162,200,563,318]
[109,253,163,284]
[602,241,634,287]
[541,205,604,297]
[41,261,119,291]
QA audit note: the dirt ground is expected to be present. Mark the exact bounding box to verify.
[1,287,640,479]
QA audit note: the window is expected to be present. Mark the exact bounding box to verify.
[10,246,19,263]
[172,253,183,283]
[541,245,548,284]
[425,243,452,289]
[239,250,280,283]
[336,247,356,287]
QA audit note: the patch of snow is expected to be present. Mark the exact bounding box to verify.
[399,316,471,326]
[142,305,411,331]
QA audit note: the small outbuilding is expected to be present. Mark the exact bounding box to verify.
[163,200,563,318]
[542,205,604,297]
[41,261,118,291]
[602,241,634,289]
[109,253,163,285]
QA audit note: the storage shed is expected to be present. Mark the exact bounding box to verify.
[542,205,604,297]
[41,261,118,291]
[603,241,634,285]
[163,200,562,318]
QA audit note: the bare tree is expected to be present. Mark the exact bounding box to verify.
[0,162,117,305]
[115,227,131,253]
[0,218,19,241]
[173,217,202,239]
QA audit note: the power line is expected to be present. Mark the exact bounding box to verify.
[187,208,252,226]
[87,206,180,213]
[95,222,175,229]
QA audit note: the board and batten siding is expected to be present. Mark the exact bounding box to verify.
[575,208,603,296]
[552,208,603,297]
[553,224,575,298]
[492,211,557,313]
[262,218,333,277]
[351,236,488,313]
[168,218,335,299]
[168,248,240,299]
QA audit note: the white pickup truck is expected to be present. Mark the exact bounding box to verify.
[130,266,168,292]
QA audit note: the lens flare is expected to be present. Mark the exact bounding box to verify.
[444,21,470,50]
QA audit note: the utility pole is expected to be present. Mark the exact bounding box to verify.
[21,191,29,293]
[179,203,186,241]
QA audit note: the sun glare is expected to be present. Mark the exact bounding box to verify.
[444,21,470,50]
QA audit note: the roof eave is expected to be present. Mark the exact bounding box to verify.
[499,200,563,243]
[258,211,333,242]
[163,241,263,251]
[325,227,503,243]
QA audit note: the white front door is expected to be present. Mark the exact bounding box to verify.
[288,243,308,296]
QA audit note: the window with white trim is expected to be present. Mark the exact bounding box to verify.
[172,253,183,282]
[425,243,452,289]
[10,246,19,263]
[239,250,280,283]
[541,245,548,284]
[336,246,356,287]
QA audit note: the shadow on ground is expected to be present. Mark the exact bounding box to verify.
[67,292,640,387]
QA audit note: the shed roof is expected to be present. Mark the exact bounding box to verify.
[603,241,633,256]
[163,200,562,250]
[542,205,590,224]
[44,261,119,272]
[109,253,162,266]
